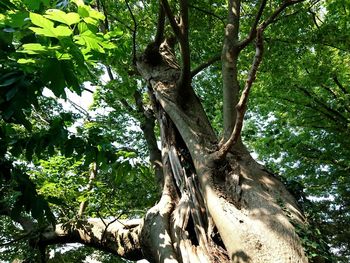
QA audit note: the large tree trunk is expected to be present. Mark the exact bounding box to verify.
[135,39,309,262]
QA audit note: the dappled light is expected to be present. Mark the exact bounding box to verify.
[0,0,347,262]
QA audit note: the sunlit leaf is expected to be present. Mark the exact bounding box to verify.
[44,9,80,26]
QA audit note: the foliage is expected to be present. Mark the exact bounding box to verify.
[244,1,350,261]
[0,0,349,262]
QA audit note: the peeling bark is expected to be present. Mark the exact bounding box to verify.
[136,37,308,262]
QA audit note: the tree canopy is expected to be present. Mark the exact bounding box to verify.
[0,0,349,262]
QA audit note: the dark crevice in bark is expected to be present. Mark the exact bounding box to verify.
[153,90,230,261]
[137,35,307,262]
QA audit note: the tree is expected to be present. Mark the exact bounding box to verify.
[0,0,345,262]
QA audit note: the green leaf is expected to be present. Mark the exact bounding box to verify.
[43,59,66,97]
[77,6,89,18]
[5,86,18,101]
[23,0,40,10]
[5,11,28,28]
[29,13,72,38]
[17,58,36,64]
[30,12,54,30]
[61,61,81,94]
[54,25,73,37]
[105,28,123,39]
[74,31,105,53]
[88,9,105,21]
[22,43,48,52]
[44,9,80,26]
[0,75,18,87]
[77,21,89,33]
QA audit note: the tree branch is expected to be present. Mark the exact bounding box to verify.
[217,27,264,159]
[125,0,138,65]
[160,0,191,90]
[297,86,349,125]
[238,0,267,49]
[333,75,349,94]
[40,218,143,261]
[189,3,226,27]
[259,0,305,30]
[220,0,305,153]
[239,0,305,49]
[104,65,135,113]
[155,2,165,46]
[191,54,221,78]
[221,0,241,141]
[78,162,98,217]
[160,0,181,37]
[134,90,163,188]
[177,0,191,90]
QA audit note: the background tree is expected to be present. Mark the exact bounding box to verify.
[0,0,348,262]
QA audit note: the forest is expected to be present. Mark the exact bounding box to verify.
[0,0,349,262]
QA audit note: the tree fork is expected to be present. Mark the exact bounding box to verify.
[137,37,309,262]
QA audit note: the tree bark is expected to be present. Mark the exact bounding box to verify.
[135,38,309,262]
[40,218,144,261]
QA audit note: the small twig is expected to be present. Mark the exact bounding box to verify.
[191,54,221,78]
[109,14,134,32]
[83,87,94,93]
[189,3,225,27]
[100,212,124,244]
[260,0,305,30]
[66,98,91,120]
[239,0,305,50]
[104,64,135,113]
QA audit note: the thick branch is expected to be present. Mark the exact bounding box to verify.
[221,0,241,141]
[178,0,191,90]
[134,90,163,187]
[40,218,143,261]
[160,0,181,37]
[218,28,264,159]
[160,0,191,90]
[125,0,137,65]
[155,2,166,46]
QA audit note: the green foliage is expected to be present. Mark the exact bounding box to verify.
[243,1,350,261]
[1,0,349,262]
